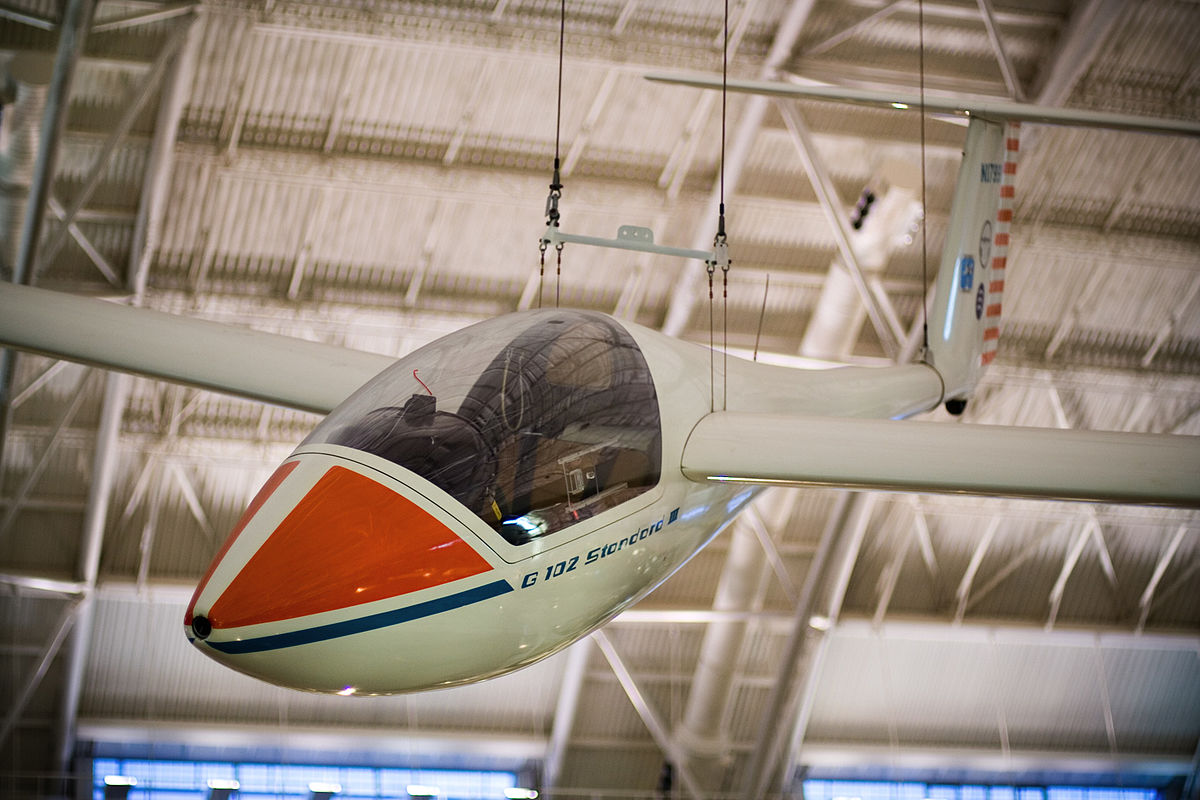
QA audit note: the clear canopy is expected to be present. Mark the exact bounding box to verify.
[303,310,662,544]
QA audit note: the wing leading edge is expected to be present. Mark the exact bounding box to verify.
[682,412,1200,508]
[0,282,393,414]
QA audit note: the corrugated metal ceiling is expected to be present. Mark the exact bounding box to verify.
[1,1,1198,798]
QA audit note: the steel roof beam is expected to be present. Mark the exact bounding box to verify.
[130,10,200,293]
[744,505,798,606]
[776,492,878,794]
[1142,273,1200,368]
[776,100,902,359]
[0,0,94,477]
[13,0,93,282]
[975,0,1026,101]
[562,68,620,177]
[0,369,94,540]
[0,4,55,29]
[1137,524,1189,632]
[954,516,1000,623]
[0,599,79,749]
[593,629,706,800]
[1046,519,1093,630]
[542,638,591,795]
[749,491,874,797]
[54,370,131,772]
[76,718,548,762]
[657,0,762,200]
[37,18,191,278]
[91,3,195,33]
[45,197,123,287]
[9,360,72,410]
[676,515,769,784]
[802,0,904,57]
[1031,0,1123,107]
[0,573,86,596]
[872,505,910,626]
[53,14,200,770]
[661,0,816,337]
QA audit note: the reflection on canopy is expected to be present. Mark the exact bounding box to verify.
[305,310,662,544]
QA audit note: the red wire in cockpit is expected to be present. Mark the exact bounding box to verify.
[413,369,433,395]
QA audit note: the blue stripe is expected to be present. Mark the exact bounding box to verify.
[207,579,514,654]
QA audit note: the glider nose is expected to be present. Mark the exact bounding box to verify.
[184,455,496,690]
[185,458,301,642]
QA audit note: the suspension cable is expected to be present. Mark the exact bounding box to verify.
[919,0,930,354]
[542,0,566,308]
[707,0,732,410]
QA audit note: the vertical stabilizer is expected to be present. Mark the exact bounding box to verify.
[926,117,1020,405]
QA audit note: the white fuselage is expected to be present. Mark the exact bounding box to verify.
[185,314,944,694]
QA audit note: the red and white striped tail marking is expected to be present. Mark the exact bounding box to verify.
[981,122,1020,367]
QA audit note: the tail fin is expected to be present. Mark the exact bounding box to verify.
[926,118,1021,405]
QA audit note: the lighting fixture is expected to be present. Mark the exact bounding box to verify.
[104,776,137,800]
[309,782,341,799]
[208,777,240,799]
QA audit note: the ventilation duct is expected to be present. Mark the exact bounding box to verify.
[0,52,54,274]
[800,158,923,361]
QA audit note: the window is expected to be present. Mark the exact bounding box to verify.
[92,759,520,800]
[309,310,662,544]
[802,780,1158,800]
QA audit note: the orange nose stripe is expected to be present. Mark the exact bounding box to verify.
[186,460,300,625]
[207,465,492,630]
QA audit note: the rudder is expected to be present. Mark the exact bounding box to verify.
[926,117,1021,405]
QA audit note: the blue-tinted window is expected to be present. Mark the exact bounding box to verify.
[803,780,1158,800]
[94,759,519,800]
